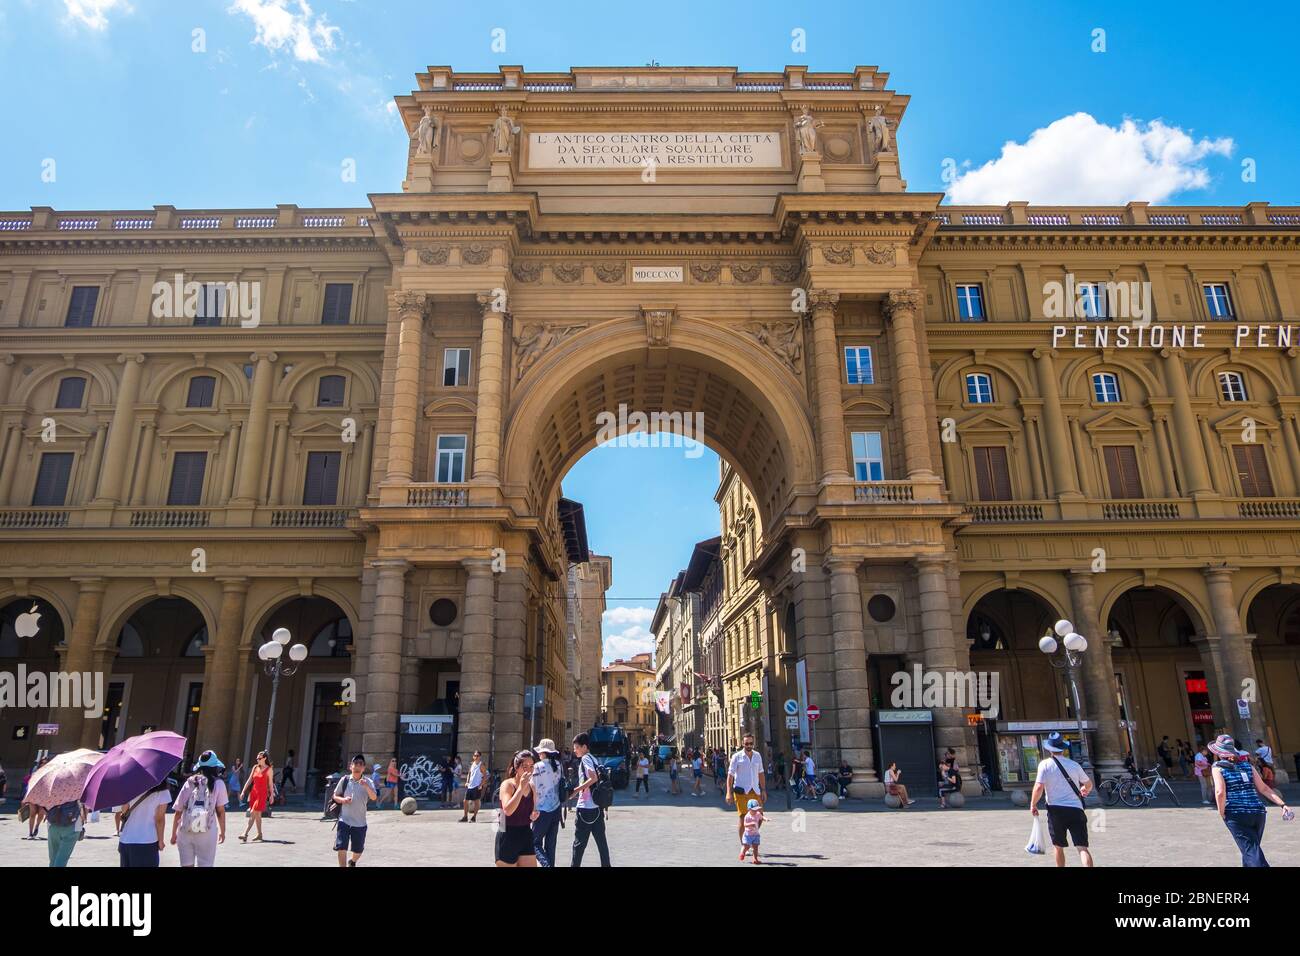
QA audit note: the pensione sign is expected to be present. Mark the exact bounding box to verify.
[1053,323,1300,349]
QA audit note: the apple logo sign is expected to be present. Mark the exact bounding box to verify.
[14,603,41,639]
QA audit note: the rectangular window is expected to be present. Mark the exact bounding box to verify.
[972,446,1013,501]
[1203,283,1234,319]
[1092,372,1121,403]
[1077,282,1107,320]
[443,348,472,387]
[1103,445,1144,499]
[302,451,342,506]
[55,377,87,409]
[844,347,874,385]
[320,283,353,325]
[436,435,467,483]
[166,451,208,506]
[316,375,346,407]
[965,373,994,404]
[32,452,74,506]
[185,376,216,408]
[850,431,885,482]
[1233,444,1274,497]
[64,286,99,327]
[956,284,985,321]
[193,284,225,326]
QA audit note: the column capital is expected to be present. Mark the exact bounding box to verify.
[247,351,278,364]
[1203,563,1239,580]
[215,576,252,593]
[912,553,951,571]
[884,288,923,320]
[370,557,412,574]
[822,555,861,574]
[1067,568,1100,583]
[808,289,840,312]
[2,354,14,368]
[461,556,496,575]
[475,290,510,318]
[70,576,107,593]
[1031,347,1058,361]
[1159,346,1187,361]
[115,352,146,365]
[391,290,430,319]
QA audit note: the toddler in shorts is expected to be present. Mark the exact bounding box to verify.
[740,798,765,864]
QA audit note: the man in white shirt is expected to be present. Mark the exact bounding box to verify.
[726,733,767,843]
[1255,739,1274,767]
[459,751,485,823]
[801,752,816,800]
[1029,732,1094,868]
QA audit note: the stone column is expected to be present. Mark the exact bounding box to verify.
[1031,349,1082,499]
[472,293,506,483]
[493,566,528,769]
[128,421,156,505]
[1162,348,1215,495]
[361,559,409,759]
[826,556,878,791]
[0,354,15,403]
[883,290,938,482]
[458,558,497,766]
[913,556,973,770]
[1066,570,1126,774]
[57,578,106,749]
[231,352,277,504]
[385,292,429,484]
[93,353,144,504]
[807,290,851,485]
[1203,566,1257,743]
[0,423,21,505]
[195,578,248,756]
[267,422,288,506]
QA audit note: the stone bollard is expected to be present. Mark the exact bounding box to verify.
[821,791,840,809]
[1010,788,1029,807]
[883,793,902,809]
[400,796,418,815]
[947,791,966,808]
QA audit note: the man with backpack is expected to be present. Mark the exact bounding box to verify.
[568,732,612,867]
[330,754,377,867]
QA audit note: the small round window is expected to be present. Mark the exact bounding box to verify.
[867,594,896,623]
[429,599,458,627]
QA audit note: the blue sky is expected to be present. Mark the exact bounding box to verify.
[3,0,1296,660]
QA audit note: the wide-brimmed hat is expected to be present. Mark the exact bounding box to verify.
[193,750,224,771]
[534,738,559,754]
[1208,734,1239,760]
[1043,732,1068,754]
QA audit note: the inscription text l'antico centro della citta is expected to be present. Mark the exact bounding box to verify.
[528,132,784,168]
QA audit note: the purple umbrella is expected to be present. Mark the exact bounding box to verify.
[81,731,187,812]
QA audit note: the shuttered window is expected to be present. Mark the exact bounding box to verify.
[972,446,1013,501]
[65,286,99,327]
[320,284,353,325]
[167,452,207,506]
[1233,444,1274,498]
[317,375,346,407]
[193,284,225,326]
[55,377,87,409]
[302,451,341,506]
[1103,446,1144,499]
[186,376,216,408]
[32,453,74,506]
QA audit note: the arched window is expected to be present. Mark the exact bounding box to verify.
[1217,371,1248,403]
[117,622,144,658]
[182,626,208,657]
[310,617,353,657]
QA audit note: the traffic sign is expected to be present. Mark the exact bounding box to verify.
[806,704,821,722]
[783,698,799,716]
[785,715,800,730]
[749,691,762,710]
[1236,699,1251,719]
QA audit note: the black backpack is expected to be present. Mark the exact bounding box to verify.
[591,762,615,810]
[324,775,348,821]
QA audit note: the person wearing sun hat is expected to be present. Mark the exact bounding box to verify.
[1029,732,1095,867]
[529,738,564,867]
[170,750,228,867]
[1209,734,1291,867]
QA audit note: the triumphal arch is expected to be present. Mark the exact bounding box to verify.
[361,64,966,786]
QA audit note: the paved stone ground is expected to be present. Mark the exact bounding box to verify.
[4,774,1297,867]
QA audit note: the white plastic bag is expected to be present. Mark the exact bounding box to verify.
[1025,815,1046,855]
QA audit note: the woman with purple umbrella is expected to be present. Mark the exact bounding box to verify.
[170,751,228,867]
[116,779,170,867]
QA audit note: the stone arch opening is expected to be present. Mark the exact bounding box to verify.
[1244,584,1300,760]
[0,597,66,772]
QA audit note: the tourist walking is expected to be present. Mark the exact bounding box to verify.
[439,756,456,807]
[569,732,612,867]
[1029,732,1094,867]
[801,750,817,801]
[44,798,85,867]
[667,752,680,795]
[1176,739,1190,779]
[1210,734,1291,867]
[884,761,914,807]
[634,750,651,797]
[116,779,170,868]
[495,750,538,867]
[170,750,228,868]
[1157,736,1173,774]
[726,733,767,844]
[690,750,704,796]
[460,751,486,822]
[530,738,563,867]
[331,754,377,867]
[239,750,274,842]
[279,749,297,796]
[790,749,805,798]
[1194,745,1213,804]
[381,757,400,809]
[713,749,727,797]
[738,798,764,864]
[226,757,243,804]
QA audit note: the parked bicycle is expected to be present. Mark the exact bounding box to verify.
[1120,765,1180,807]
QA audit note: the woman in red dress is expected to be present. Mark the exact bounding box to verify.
[238,751,275,842]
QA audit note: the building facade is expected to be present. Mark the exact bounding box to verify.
[2,62,1298,794]
[599,653,656,748]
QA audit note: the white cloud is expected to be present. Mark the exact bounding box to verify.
[63,0,131,31]
[602,606,656,664]
[228,0,340,63]
[947,113,1234,205]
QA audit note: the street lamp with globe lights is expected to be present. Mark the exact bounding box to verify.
[1038,619,1095,790]
[258,627,308,756]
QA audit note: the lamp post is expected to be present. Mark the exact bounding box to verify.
[1037,618,1093,786]
[257,627,308,756]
